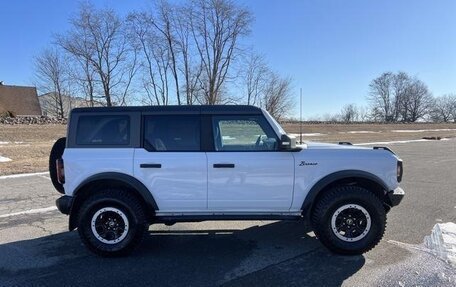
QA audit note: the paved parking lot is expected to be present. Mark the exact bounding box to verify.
[0,139,455,286]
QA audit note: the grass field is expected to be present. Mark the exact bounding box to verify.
[0,125,66,175]
[0,123,455,175]
[282,122,456,143]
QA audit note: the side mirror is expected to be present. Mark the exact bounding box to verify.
[279,134,298,151]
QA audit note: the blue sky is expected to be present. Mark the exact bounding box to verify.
[1,0,455,118]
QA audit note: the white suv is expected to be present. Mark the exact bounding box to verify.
[50,105,404,256]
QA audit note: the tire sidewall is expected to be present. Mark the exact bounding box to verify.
[79,197,142,255]
[49,137,66,193]
[312,186,386,254]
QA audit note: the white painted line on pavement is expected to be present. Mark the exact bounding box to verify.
[0,206,58,219]
[38,175,51,181]
[0,171,49,180]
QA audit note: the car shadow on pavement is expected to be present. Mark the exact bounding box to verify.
[0,221,365,287]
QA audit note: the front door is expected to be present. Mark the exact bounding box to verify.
[134,114,207,212]
[207,115,294,211]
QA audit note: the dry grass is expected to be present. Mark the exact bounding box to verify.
[0,125,66,175]
[283,123,456,143]
[0,123,455,175]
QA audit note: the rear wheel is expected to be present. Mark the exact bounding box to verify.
[49,137,66,193]
[77,189,148,257]
[311,186,386,255]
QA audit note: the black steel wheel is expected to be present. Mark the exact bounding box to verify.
[311,186,386,255]
[77,189,148,257]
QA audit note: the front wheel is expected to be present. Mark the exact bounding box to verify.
[311,186,386,255]
[77,189,148,257]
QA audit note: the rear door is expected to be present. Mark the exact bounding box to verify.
[206,115,295,211]
[134,114,207,212]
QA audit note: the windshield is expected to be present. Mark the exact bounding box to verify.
[262,109,286,135]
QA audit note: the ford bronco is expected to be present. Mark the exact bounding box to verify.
[50,105,404,256]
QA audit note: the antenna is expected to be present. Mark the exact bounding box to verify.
[299,88,303,144]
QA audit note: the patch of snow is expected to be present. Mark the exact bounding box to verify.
[424,222,456,266]
[0,155,12,162]
[355,139,430,145]
[0,171,49,180]
[0,141,10,145]
[340,131,381,134]
[290,133,326,137]
[392,129,456,133]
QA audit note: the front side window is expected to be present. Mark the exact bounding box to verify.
[76,115,130,145]
[212,116,278,151]
[143,115,200,151]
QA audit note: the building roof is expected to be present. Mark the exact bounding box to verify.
[0,84,42,115]
[71,105,263,115]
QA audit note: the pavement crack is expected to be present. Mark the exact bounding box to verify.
[29,222,53,236]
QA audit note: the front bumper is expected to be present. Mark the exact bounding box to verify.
[56,195,73,215]
[386,187,405,207]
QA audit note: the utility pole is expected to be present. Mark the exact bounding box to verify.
[300,88,303,144]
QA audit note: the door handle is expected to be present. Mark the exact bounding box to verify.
[140,163,162,168]
[213,163,235,168]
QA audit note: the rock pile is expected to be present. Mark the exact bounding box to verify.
[0,116,67,125]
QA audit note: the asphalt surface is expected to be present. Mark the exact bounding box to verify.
[0,139,455,286]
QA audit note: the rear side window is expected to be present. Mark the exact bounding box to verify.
[143,115,200,151]
[76,115,130,145]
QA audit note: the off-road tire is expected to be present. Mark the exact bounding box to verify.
[311,186,386,255]
[77,189,148,257]
[49,137,66,193]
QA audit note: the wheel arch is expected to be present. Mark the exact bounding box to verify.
[69,172,158,230]
[301,170,389,219]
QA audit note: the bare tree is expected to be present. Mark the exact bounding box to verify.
[430,94,456,122]
[368,72,395,122]
[128,0,255,106]
[405,78,433,122]
[34,48,68,118]
[190,0,253,104]
[127,12,171,105]
[368,72,433,122]
[149,0,182,105]
[67,55,98,107]
[244,53,268,105]
[174,4,203,104]
[358,106,371,122]
[57,3,137,106]
[261,73,293,120]
[322,113,340,122]
[393,71,412,121]
[340,104,359,123]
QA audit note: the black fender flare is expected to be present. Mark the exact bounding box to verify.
[301,170,389,218]
[69,172,158,230]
